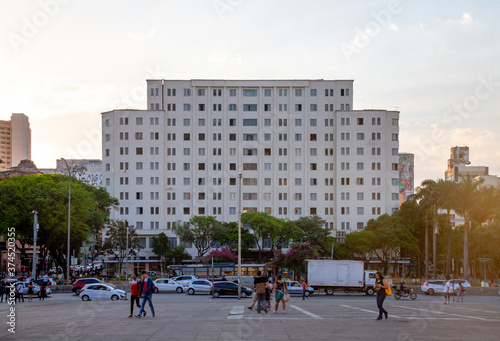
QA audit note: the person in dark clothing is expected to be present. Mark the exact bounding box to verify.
[374,271,389,320]
[253,271,268,313]
[135,271,155,318]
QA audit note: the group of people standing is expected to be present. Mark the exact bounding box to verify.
[129,271,155,318]
[248,272,292,314]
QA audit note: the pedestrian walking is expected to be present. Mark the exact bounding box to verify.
[301,279,308,300]
[135,271,155,318]
[27,280,34,302]
[456,283,465,302]
[374,271,390,320]
[16,282,24,303]
[254,271,269,314]
[129,273,142,317]
[444,280,452,305]
[272,275,288,314]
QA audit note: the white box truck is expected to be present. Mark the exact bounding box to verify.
[306,260,377,295]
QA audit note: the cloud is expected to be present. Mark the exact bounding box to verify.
[460,12,473,24]
[127,29,156,41]
[389,23,398,31]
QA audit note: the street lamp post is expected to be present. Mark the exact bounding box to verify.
[125,226,129,297]
[237,173,242,300]
[32,211,39,278]
[61,158,72,285]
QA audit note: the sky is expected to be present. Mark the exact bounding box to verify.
[0,0,499,186]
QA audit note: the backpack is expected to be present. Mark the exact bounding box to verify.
[148,278,157,293]
[384,280,392,296]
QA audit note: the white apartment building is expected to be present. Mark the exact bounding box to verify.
[102,79,399,260]
[0,113,31,171]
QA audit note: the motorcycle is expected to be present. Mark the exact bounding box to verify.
[392,285,417,300]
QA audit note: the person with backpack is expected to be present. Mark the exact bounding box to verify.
[374,271,390,320]
[39,282,47,301]
[135,271,155,318]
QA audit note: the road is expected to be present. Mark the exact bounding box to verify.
[1,292,499,340]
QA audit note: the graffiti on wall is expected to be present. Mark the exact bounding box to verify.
[399,154,414,208]
[56,159,102,187]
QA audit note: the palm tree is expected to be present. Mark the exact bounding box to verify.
[453,175,483,280]
[435,179,458,275]
[415,179,439,279]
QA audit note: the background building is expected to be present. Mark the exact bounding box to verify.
[102,79,400,266]
[39,159,103,187]
[0,113,31,172]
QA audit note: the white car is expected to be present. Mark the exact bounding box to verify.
[421,279,471,295]
[80,283,126,301]
[153,278,184,293]
[17,282,52,297]
[185,279,212,295]
[421,280,446,295]
[170,275,197,285]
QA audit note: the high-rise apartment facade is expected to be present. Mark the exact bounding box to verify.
[0,113,31,171]
[102,79,399,258]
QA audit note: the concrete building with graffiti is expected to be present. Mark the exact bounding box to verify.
[398,153,414,208]
[39,159,103,187]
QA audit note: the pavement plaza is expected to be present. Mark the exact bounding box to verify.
[1,292,499,340]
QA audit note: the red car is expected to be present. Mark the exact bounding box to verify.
[72,278,115,295]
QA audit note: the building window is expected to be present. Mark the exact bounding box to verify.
[243,89,257,96]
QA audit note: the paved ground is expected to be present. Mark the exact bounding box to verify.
[1,292,499,340]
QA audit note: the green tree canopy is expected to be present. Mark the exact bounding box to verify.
[0,174,117,275]
[173,216,220,258]
[101,220,142,275]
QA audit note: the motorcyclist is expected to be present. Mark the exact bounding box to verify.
[399,279,408,293]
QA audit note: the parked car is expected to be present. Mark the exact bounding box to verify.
[170,275,197,285]
[152,278,184,293]
[80,283,126,301]
[186,279,212,295]
[210,282,252,298]
[16,282,52,297]
[421,280,446,295]
[72,278,115,295]
[285,280,314,296]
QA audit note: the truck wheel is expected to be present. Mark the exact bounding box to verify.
[343,288,350,294]
[366,287,375,296]
[325,287,334,295]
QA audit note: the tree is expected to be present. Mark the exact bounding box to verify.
[164,245,192,265]
[202,246,237,264]
[0,174,117,276]
[435,179,457,275]
[345,230,377,263]
[173,216,220,258]
[241,212,300,263]
[213,222,254,254]
[273,242,322,280]
[414,179,440,278]
[101,220,142,276]
[453,175,483,280]
[151,232,171,273]
[294,215,329,250]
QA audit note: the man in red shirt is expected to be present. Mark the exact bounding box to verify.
[301,280,308,300]
[129,273,142,317]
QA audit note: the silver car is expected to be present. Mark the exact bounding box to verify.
[170,275,197,285]
[185,279,212,295]
[80,283,126,301]
[284,281,314,296]
[421,280,446,295]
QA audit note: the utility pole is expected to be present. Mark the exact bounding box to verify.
[237,173,242,300]
[61,158,72,285]
[32,211,39,278]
